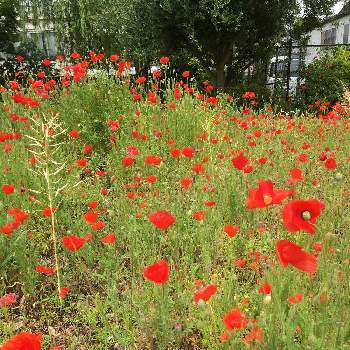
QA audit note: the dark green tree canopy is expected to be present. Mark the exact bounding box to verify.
[18,0,338,87]
[0,0,20,53]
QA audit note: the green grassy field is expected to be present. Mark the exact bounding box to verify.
[0,67,350,349]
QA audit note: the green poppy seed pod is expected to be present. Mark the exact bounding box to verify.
[335,172,343,181]
[302,211,311,220]
[198,299,206,308]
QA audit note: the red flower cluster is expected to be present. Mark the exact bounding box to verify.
[1,208,28,235]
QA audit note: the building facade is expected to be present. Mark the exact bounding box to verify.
[305,4,350,64]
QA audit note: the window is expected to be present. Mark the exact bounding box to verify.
[321,28,337,45]
[344,24,349,44]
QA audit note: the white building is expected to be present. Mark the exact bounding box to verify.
[305,3,350,64]
[24,20,58,57]
[266,3,350,94]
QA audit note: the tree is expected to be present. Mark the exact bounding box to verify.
[25,0,338,88]
[129,0,338,89]
[0,0,20,54]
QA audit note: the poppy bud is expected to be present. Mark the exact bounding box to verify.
[335,172,343,181]
[263,294,272,304]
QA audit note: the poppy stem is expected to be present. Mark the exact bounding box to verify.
[44,126,62,305]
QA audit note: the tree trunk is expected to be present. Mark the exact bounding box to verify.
[215,43,233,91]
[216,60,226,91]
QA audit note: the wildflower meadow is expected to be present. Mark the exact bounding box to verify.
[0,53,349,350]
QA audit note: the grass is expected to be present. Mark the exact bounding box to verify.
[0,66,350,350]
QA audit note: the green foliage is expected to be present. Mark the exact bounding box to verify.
[0,38,57,86]
[0,0,20,53]
[55,76,134,154]
[297,48,350,106]
[231,82,272,107]
[1,75,350,348]
[24,0,338,89]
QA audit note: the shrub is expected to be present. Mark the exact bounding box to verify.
[230,82,272,108]
[297,47,350,107]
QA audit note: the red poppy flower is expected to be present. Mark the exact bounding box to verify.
[135,76,147,84]
[59,287,70,299]
[160,56,170,64]
[242,91,256,99]
[0,293,18,307]
[127,146,139,156]
[1,221,19,235]
[193,211,205,221]
[101,233,116,244]
[16,55,24,62]
[91,221,105,231]
[224,224,239,238]
[258,157,268,164]
[83,210,99,224]
[148,210,175,230]
[288,168,304,183]
[194,284,217,304]
[76,158,87,167]
[100,188,109,196]
[232,154,249,171]
[42,207,57,217]
[1,332,42,350]
[68,130,79,138]
[192,163,205,174]
[83,144,93,154]
[170,148,181,158]
[70,52,80,60]
[145,175,157,184]
[298,153,308,163]
[282,199,324,234]
[223,307,248,331]
[276,240,317,273]
[258,282,272,295]
[122,157,135,167]
[325,158,336,169]
[234,258,247,268]
[182,71,190,78]
[180,177,193,189]
[182,147,195,158]
[143,259,170,285]
[312,241,323,252]
[287,293,303,304]
[110,54,119,61]
[35,265,56,275]
[87,201,99,209]
[219,332,230,342]
[246,180,293,209]
[144,155,161,166]
[62,234,91,252]
[243,326,264,344]
[2,184,15,194]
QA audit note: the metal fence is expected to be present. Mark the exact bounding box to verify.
[266,40,350,101]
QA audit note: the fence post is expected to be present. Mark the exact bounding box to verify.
[273,45,279,91]
[285,38,292,103]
